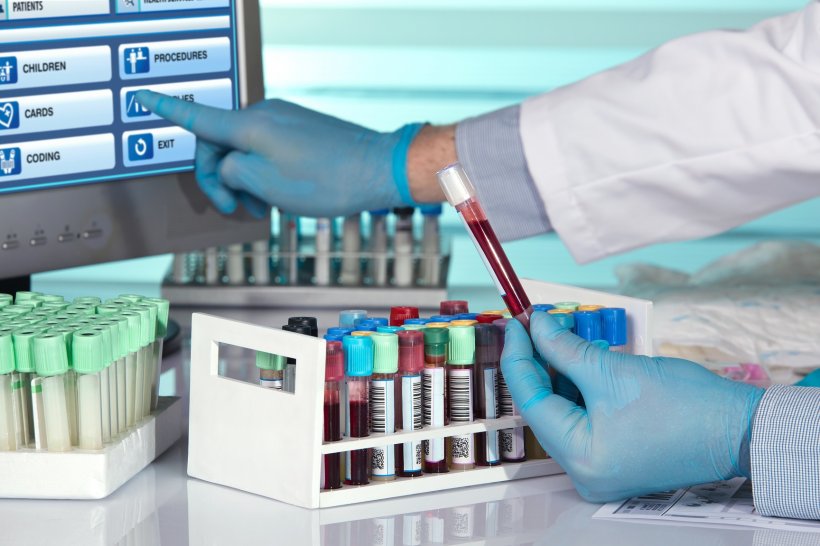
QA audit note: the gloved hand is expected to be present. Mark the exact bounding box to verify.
[501,312,765,503]
[797,369,820,387]
[134,91,423,217]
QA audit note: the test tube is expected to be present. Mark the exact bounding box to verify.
[282,323,312,393]
[393,207,415,287]
[118,310,142,428]
[95,319,122,438]
[437,164,534,330]
[204,247,220,285]
[86,323,113,442]
[16,291,43,303]
[371,333,398,481]
[476,313,503,324]
[376,326,404,334]
[49,325,79,445]
[315,217,332,287]
[172,254,187,284]
[251,239,271,285]
[226,243,245,286]
[493,318,527,463]
[369,209,389,286]
[447,324,476,470]
[601,308,628,353]
[390,306,419,327]
[256,352,285,389]
[0,329,17,451]
[143,297,169,412]
[278,212,300,285]
[0,294,12,309]
[131,303,157,419]
[288,316,318,337]
[554,301,580,311]
[322,341,344,490]
[440,301,468,316]
[71,329,105,450]
[33,331,72,452]
[397,330,424,477]
[422,327,448,473]
[12,326,39,447]
[339,310,367,330]
[343,335,373,486]
[340,214,362,286]
[419,204,442,286]
[474,324,501,467]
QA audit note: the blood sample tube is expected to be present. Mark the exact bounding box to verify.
[447,324,476,471]
[256,352,286,389]
[492,318,527,463]
[397,330,424,477]
[322,341,344,490]
[474,324,501,466]
[437,164,535,330]
[369,209,389,287]
[342,335,373,486]
[339,310,367,329]
[476,313,503,324]
[422,327,448,473]
[390,306,419,327]
[371,333,398,481]
[601,308,628,353]
[440,301,468,316]
[393,207,415,288]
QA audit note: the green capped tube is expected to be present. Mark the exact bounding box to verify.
[0,329,16,451]
[87,324,114,442]
[118,310,141,427]
[33,332,71,452]
[73,329,106,450]
[447,324,476,471]
[371,333,399,481]
[256,352,286,390]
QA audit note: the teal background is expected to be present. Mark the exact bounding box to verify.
[35,0,820,292]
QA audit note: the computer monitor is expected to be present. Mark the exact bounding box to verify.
[0,0,267,282]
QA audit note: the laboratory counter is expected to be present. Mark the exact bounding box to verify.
[0,303,797,546]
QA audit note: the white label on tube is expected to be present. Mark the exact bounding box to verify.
[259,378,283,390]
[370,378,395,478]
[423,367,445,463]
[401,374,423,473]
[449,368,474,465]
[483,367,500,464]
[498,371,519,416]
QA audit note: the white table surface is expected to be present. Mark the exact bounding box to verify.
[0,301,786,546]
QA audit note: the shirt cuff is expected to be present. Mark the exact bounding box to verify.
[751,384,820,520]
[455,105,552,242]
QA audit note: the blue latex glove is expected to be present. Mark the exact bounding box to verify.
[134,91,423,216]
[501,312,765,502]
[797,369,820,387]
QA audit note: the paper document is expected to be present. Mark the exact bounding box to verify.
[594,478,820,533]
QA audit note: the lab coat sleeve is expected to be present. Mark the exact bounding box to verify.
[750,385,820,520]
[455,105,552,242]
[519,1,820,263]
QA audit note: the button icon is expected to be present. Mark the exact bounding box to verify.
[127,133,153,162]
[0,147,21,176]
[0,101,19,130]
[0,57,18,85]
[123,47,149,75]
[124,91,151,118]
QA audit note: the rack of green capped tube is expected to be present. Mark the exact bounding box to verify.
[0,292,183,499]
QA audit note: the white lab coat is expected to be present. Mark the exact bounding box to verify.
[520,1,820,264]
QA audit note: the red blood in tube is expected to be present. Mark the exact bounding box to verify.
[322,392,342,489]
[345,400,370,485]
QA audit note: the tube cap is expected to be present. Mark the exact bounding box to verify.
[118,310,142,353]
[400,324,425,331]
[33,332,69,376]
[40,295,65,304]
[554,302,580,311]
[4,305,31,316]
[130,305,153,347]
[117,294,143,304]
[551,312,575,331]
[476,313,503,324]
[450,319,477,327]
[475,324,500,366]
[288,316,318,337]
[369,209,390,216]
[390,306,419,327]
[403,318,430,325]
[256,352,286,371]
[325,341,344,382]
[601,308,628,347]
[447,325,475,365]
[343,336,374,377]
[351,331,374,337]
[532,304,556,312]
[324,334,344,342]
[437,163,476,207]
[439,300,469,316]
[133,302,158,341]
[377,326,404,334]
[15,291,43,303]
[419,204,443,216]
[398,330,424,374]
[73,296,102,306]
[578,305,603,312]
[144,298,171,337]
[429,315,454,323]
[492,318,509,333]
[0,294,13,308]
[422,327,449,357]
[100,316,128,359]
[72,329,105,374]
[0,329,14,374]
[88,324,114,366]
[339,310,367,329]
[283,324,312,336]
[372,333,399,374]
[66,304,95,316]
[12,327,41,373]
[424,322,450,329]
[574,311,603,342]
[367,317,389,327]
[456,313,479,320]
[327,327,354,338]
[95,304,122,316]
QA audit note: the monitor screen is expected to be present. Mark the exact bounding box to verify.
[0,0,267,280]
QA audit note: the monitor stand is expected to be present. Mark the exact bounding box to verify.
[0,275,30,295]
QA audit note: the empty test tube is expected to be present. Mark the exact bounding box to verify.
[226,244,245,286]
[118,310,142,428]
[315,217,332,287]
[205,247,220,285]
[143,298,170,412]
[0,329,17,451]
[12,327,39,447]
[340,214,362,286]
[72,329,105,450]
[86,324,113,443]
[33,332,72,452]
[419,204,442,286]
[393,207,415,288]
[493,318,527,463]
[251,239,271,285]
[369,209,389,286]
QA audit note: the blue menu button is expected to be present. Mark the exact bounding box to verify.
[0,148,22,176]
[127,133,154,162]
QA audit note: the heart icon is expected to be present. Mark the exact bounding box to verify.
[0,102,14,129]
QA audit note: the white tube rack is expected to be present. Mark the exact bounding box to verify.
[187,279,652,509]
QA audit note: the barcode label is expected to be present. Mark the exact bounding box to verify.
[500,428,525,460]
[371,379,395,478]
[448,369,473,423]
[423,367,445,463]
[447,506,475,539]
[451,434,474,465]
[483,368,500,463]
[498,371,519,416]
[259,378,283,390]
[402,374,423,473]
